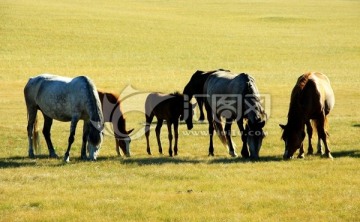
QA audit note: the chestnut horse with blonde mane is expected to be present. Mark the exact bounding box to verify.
[280,72,335,159]
[98,90,134,157]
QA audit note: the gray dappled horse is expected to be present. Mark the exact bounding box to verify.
[280,72,335,159]
[184,69,267,158]
[24,74,104,162]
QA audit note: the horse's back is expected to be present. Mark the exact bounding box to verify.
[24,74,98,121]
[145,92,181,120]
[308,72,335,114]
[205,71,250,93]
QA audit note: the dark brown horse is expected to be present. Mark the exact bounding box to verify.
[145,92,193,156]
[98,90,133,157]
[280,72,335,159]
[183,69,229,121]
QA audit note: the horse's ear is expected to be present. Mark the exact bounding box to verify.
[279,124,286,130]
[127,129,134,134]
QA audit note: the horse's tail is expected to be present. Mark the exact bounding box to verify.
[33,116,41,154]
[213,120,227,147]
[311,116,330,138]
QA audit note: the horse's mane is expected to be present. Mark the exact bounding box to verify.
[281,73,313,140]
[290,72,312,101]
[77,76,104,133]
[287,73,312,120]
[243,74,267,123]
[170,91,184,99]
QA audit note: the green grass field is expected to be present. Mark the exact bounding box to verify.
[1,0,359,221]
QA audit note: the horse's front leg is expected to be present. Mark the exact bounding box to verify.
[317,116,333,159]
[306,121,314,155]
[155,119,164,154]
[237,119,249,158]
[64,116,79,162]
[81,122,90,160]
[167,121,173,157]
[115,137,121,156]
[225,120,237,157]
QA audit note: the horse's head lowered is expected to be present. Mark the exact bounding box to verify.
[88,120,104,160]
[177,93,194,130]
[115,128,134,157]
[246,119,266,159]
[280,123,305,159]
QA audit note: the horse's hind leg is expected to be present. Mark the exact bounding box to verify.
[317,116,333,159]
[26,108,37,158]
[145,114,154,155]
[173,120,179,156]
[196,97,205,122]
[166,121,173,157]
[81,122,90,160]
[155,119,164,154]
[225,120,237,157]
[42,114,58,158]
[306,121,314,155]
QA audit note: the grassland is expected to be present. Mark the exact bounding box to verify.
[0,0,359,221]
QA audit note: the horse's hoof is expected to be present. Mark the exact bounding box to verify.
[81,155,88,161]
[49,153,59,158]
[229,151,238,157]
[208,153,214,157]
[323,153,333,159]
[64,156,70,163]
[29,153,35,159]
[297,153,305,159]
[125,153,131,157]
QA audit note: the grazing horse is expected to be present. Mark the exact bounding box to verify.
[97,90,134,157]
[184,69,267,158]
[280,72,335,159]
[145,92,193,157]
[24,74,104,162]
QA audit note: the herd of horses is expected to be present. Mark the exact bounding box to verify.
[24,69,335,162]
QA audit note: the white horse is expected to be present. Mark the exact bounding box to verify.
[24,74,104,162]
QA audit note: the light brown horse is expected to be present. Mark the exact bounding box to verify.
[98,90,133,157]
[280,72,335,159]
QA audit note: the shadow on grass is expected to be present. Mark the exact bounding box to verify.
[1,150,358,168]
[0,155,37,168]
[120,156,202,166]
[332,149,360,158]
[352,124,360,128]
[208,155,283,164]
